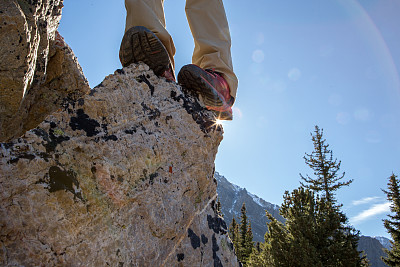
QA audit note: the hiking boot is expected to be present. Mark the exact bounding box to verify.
[119,26,175,81]
[178,64,234,120]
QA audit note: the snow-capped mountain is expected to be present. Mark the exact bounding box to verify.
[373,236,392,250]
[215,171,284,242]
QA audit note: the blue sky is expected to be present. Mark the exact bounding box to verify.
[59,0,400,239]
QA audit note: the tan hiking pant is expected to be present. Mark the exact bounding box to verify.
[125,0,238,100]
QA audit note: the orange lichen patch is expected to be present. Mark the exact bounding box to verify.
[94,165,127,207]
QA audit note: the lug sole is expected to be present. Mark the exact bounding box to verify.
[178,65,233,120]
[178,65,224,107]
[119,26,170,76]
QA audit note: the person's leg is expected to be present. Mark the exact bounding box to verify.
[184,0,238,100]
[123,0,175,69]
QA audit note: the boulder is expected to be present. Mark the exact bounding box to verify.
[0,63,238,266]
[0,0,90,141]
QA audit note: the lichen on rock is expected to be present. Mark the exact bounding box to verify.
[0,62,238,266]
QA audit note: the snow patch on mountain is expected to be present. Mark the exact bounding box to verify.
[373,236,392,250]
[215,171,285,242]
[249,192,280,211]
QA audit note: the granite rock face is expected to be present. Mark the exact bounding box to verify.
[0,0,90,141]
[0,63,238,266]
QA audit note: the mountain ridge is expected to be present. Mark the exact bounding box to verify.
[215,171,390,266]
[215,171,284,243]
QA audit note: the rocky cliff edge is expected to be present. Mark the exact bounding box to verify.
[0,0,90,141]
[0,61,238,266]
[0,0,238,266]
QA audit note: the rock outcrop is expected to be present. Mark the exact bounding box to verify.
[1,1,237,265]
[0,62,238,266]
[0,0,90,141]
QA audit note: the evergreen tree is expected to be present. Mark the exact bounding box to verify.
[300,125,353,202]
[245,221,254,259]
[264,188,326,266]
[229,217,239,252]
[238,203,254,265]
[228,203,255,266]
[263,210,291,266]
[239,203,248,254]
[248,239,270,266]
[382,173,400,266]
[260,187,368,267]
[250,126,369,266]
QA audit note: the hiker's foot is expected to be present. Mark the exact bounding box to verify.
[119,26,175,82]
[178,64,234,120]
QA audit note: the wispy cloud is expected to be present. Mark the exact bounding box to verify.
[352,196,381,206]
[350,202,390,224]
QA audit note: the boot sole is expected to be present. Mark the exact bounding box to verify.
[178,65,233,120]
[119,26,170,76]
[178,65,224,107]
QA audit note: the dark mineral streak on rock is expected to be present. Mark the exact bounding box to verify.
[124,127,137,135]
[207,214,227,235]
[211,199,216,212]
[115,69,125,75]
[38,166,84,202]
[99,122,119,141]
[32,127,70,153]
[165,115,172,124]
[212,234,223,267]
[141,102,161,120]
[149,172,159,185]
[170,90,216,134]
[177,253,185,262]
[201,234,209,245]
[69,109,100,137]
[89,88,98,96]
[7,153,36,164]
[137,74,155,96]
[104,135,118,142]
[213,177,218,185]
[188,228,201,249]
[2,143,14,150]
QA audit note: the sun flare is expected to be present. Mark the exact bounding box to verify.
[215,119,223,125]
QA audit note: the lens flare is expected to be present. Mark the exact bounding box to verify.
[215,119,223,125]
[208,116,224,131]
